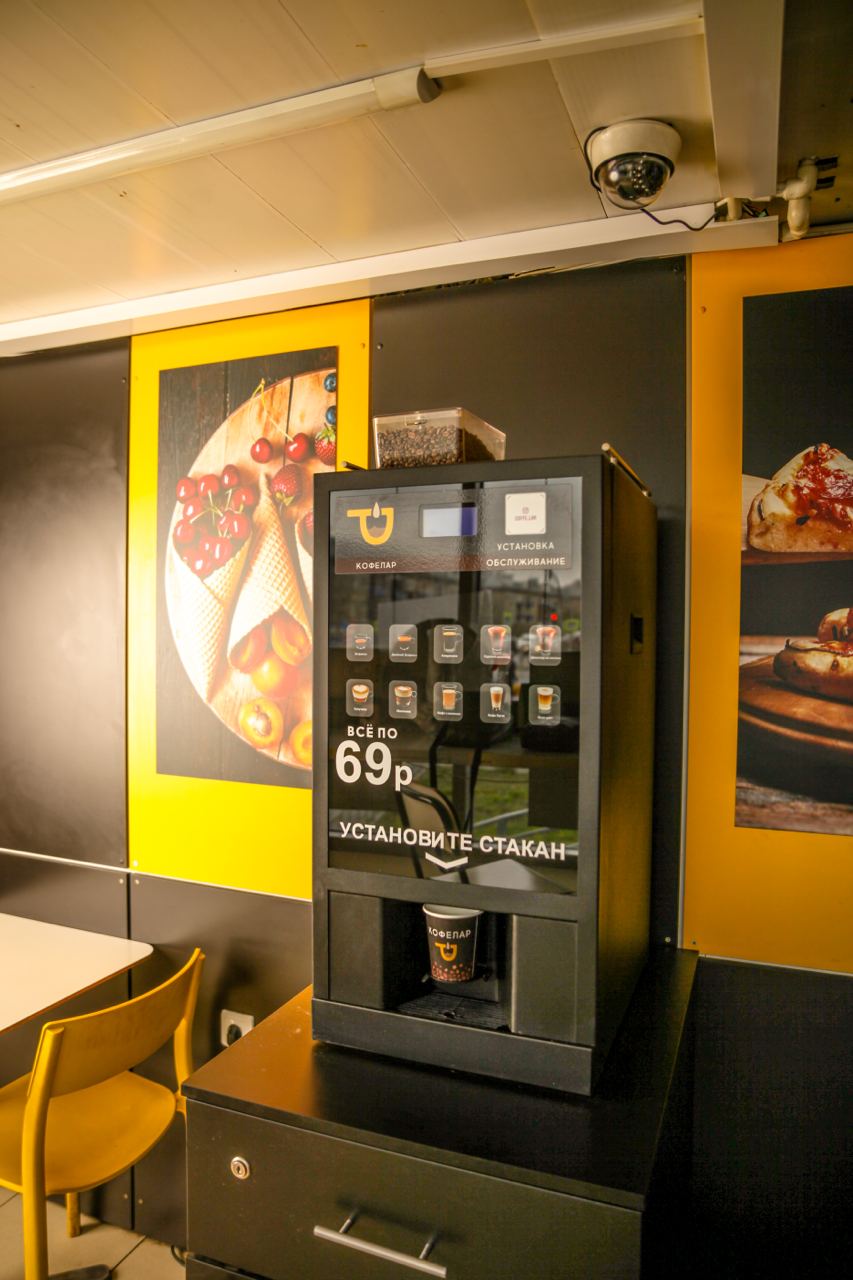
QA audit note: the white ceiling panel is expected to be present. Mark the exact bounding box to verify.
[280,0,538,81]
[0,1,169,163]
[0,159,331,309]
[0,239,121,325]
[550,34,719,208]
[222,118,460,259]
[375,63,602,239]
[32,0,334,125]
[0,0,798,346]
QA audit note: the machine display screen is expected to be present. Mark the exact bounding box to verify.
[325,475,583,895]
[420,504,478,538]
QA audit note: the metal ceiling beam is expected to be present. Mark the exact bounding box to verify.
[0,209,778,358]
[425,11,704,77]
[703,0,785,198]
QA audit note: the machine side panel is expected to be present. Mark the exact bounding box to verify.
[596,465,656,1055]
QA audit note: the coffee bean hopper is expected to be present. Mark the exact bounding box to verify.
[312,451,656,1095]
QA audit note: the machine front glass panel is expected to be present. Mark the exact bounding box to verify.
[326,477,582,895]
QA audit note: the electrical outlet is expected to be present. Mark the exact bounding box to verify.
[220,1008,255,1048]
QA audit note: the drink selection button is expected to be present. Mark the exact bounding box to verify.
[346,624,374,661]
[529,684,560,726]
[346,679,373,717]
[529,623,561,666]
[434,682,463,721]
[480,682,511,724]
[389,624,417,662]
[433,624,463,664]
[389,680,417,719]
[480,623,511,665]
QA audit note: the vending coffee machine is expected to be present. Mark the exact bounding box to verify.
[312,452,656,1094]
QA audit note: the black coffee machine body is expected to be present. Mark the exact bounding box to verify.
[312,453,656,1094]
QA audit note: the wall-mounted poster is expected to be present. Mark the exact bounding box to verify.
[685,239,852,974]
[157,348,336,789]
[129,301,369,897]
[737,287,852,835]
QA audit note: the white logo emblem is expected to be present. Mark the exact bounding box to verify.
[505,492,546,535]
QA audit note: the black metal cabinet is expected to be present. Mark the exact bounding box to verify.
[184,950,696,1280]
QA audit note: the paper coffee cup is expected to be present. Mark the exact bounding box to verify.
[423,904,483,983]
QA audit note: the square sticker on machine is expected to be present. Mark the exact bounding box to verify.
[505,491,547,535]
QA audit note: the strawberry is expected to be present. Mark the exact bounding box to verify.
[270,465,302,506]
[314,425,337,467]
[298,510,314,552]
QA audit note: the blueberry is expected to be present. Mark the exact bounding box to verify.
[325,404,337,426]
[323,372,337,392]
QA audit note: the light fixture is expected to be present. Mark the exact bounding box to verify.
[0,68,439,207]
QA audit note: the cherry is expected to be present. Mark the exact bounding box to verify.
[191,552,212,577]
[251,438,274,463]
[198,474,221,497]
[216,512,232,536]
[198,534,216,556]
[285,432,310,463]
[221,464,240,490]
[228,512,252,541]
[231,484,258,511]
[176,476,196,502]
[173,519,196,547]
[211,536,235,566]
[182,498,205,521]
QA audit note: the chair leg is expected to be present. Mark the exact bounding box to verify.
[22,1191,49,1280]
[66,1192,81,1238]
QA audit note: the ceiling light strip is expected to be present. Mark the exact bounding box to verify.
[424,13,704,78]
[0,68,438,208]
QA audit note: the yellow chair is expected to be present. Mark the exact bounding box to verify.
[0,947,204,1280]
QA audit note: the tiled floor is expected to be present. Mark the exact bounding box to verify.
[0,1189,183,1279]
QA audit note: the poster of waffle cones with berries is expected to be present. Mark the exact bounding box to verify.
[158,347,337,787]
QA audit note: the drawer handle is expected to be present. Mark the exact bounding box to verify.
[314,1212,447,1278]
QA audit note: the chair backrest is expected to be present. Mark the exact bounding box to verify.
[399,782,460,834]
[28,947,204,1102]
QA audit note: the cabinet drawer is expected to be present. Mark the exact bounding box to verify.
[188,1101,640,1280]
[187,1261,241,1280]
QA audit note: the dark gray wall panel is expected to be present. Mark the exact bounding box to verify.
[128,874,312,1245]
[0,850,134,1226]
[0,340,128,866]
[372,262,687,942]
[691,958,853,1278]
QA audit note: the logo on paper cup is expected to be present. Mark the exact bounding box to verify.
[346,500,395,545]
[435,941,458,962]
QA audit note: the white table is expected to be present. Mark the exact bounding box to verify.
[0,913,153,1033]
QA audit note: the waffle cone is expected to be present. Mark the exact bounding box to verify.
[168,538,251,701]
[228,480,309,655]
[295,533,314,605]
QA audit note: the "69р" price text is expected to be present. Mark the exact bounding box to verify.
[335,740,413,791]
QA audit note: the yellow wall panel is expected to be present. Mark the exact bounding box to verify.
[128,300,370,898]
[685,238,853,971]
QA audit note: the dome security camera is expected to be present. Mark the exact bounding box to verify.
[587,120,681,209]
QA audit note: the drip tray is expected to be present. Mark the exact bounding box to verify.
[397,990,508,1031]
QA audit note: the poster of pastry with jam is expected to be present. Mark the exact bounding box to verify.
[736,286,852,835]
[156,347,336,789]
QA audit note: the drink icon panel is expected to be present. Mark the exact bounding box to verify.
[480,623,511,665]
[528,683,560,726]
[389,681,418,719]
[389,624,418,662]
[433,624,463,664]
[346,623,374,662]
[433,682,463,721]
[529,623,561,667]
[346,679,374,717]
[479,682,511,724]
